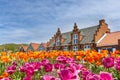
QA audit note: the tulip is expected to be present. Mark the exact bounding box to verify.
[100,71,113,80]
[44,63,53,72]
[41,75,55,80]
[59,69,78,80]
[1,77,11,80]
[115,58,120,71]
[41,59,49,66]
[54,63,60,69]
[102,57,114,68]
[82,69,90,80]
[86,73,100,80]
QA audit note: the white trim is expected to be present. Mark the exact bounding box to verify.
[96,33,107,44]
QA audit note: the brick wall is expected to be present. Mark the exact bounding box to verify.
[94,19,110,42]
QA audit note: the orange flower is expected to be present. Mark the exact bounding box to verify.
[2,72,9,77]
[0,76,3,79]
[96,61,101,66]
[76,56,82,61]
[1,56,11,63]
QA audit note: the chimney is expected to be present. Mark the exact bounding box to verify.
[74,22,78,29]
[99,19,107,25]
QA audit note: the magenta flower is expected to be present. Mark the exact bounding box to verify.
[115,58,120,71]
[102,57,114,68]
[54,63,60,69]
[100,71,113,80]
[82,69,90,80]
[86,73,100,80]
[44,63,53,72]
[57,56,66,63]
[6,65,16,75]
[19,66,25,72]
[41,59,49,66]
[25,66,34,76]
[12,61,17,66]
[1,77,11,80]
[41,75,55,80]
[59,69,78,80]
[23,76,32,80]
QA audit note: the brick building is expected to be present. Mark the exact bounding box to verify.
[47,19,110,51]
[97,31,120,52]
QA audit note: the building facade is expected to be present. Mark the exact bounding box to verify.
[47,19,110,51]
[97,31,120,52]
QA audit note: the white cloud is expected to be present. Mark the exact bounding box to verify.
[0,0,120,44]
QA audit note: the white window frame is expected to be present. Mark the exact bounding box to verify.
[64,46,68,51]
[50,47,53,51]
[73,46,78,52]
[84,45,90,51]
[56,37,60,46]
[73,34,78,44]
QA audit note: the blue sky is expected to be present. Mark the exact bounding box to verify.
[0,0,120,44]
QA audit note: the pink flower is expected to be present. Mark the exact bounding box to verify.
[59,69,78,80]
[19,66,25,72]
[1,77,11,80]
[102,57,114,68]
[23,76,32,80]
[54,63,60,69]
[86,73,100,80]
[25,66,34,76]
[100,71,113,80]
[6,65,16,75]
[44,63,53,72]
[82,69,90,80]
[12,61,17,66]
[57,56,66,63]
[41,59,49,66]
[115,58,120,71]
[41,75,55,80]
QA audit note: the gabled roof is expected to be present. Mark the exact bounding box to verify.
[48,25,99,47]
[30,43,40,50]
[22,45,28,51]
[41,43,47,48]
[97,31,120,47]
[80,25,99,44]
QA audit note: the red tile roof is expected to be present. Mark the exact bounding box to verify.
[42,43,47,48]
[22,45,28,51]
[97,31,120,47]
[30,43,40,50]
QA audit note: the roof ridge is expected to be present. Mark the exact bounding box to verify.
[61,25,98,34]
[110,31,120,33]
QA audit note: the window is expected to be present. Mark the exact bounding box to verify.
[50,47,53,51]
[56,37,60,46]
[112,48,116,52]
[73,34,78,44]
[64,47,68,51]
[73,46,78,52]
[84,45,90,51]
[56,47,60,50]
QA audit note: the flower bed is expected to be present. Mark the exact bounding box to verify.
[0,50,120,80]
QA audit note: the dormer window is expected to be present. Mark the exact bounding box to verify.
[73,34,78,44]
[56,37,60,46]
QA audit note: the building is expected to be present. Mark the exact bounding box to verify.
[97,31,120,52]
[37,43,47,51]
[20,42,47,52]
[20,45,28,52]
[26,42,40,51]
[47,19,110,52]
